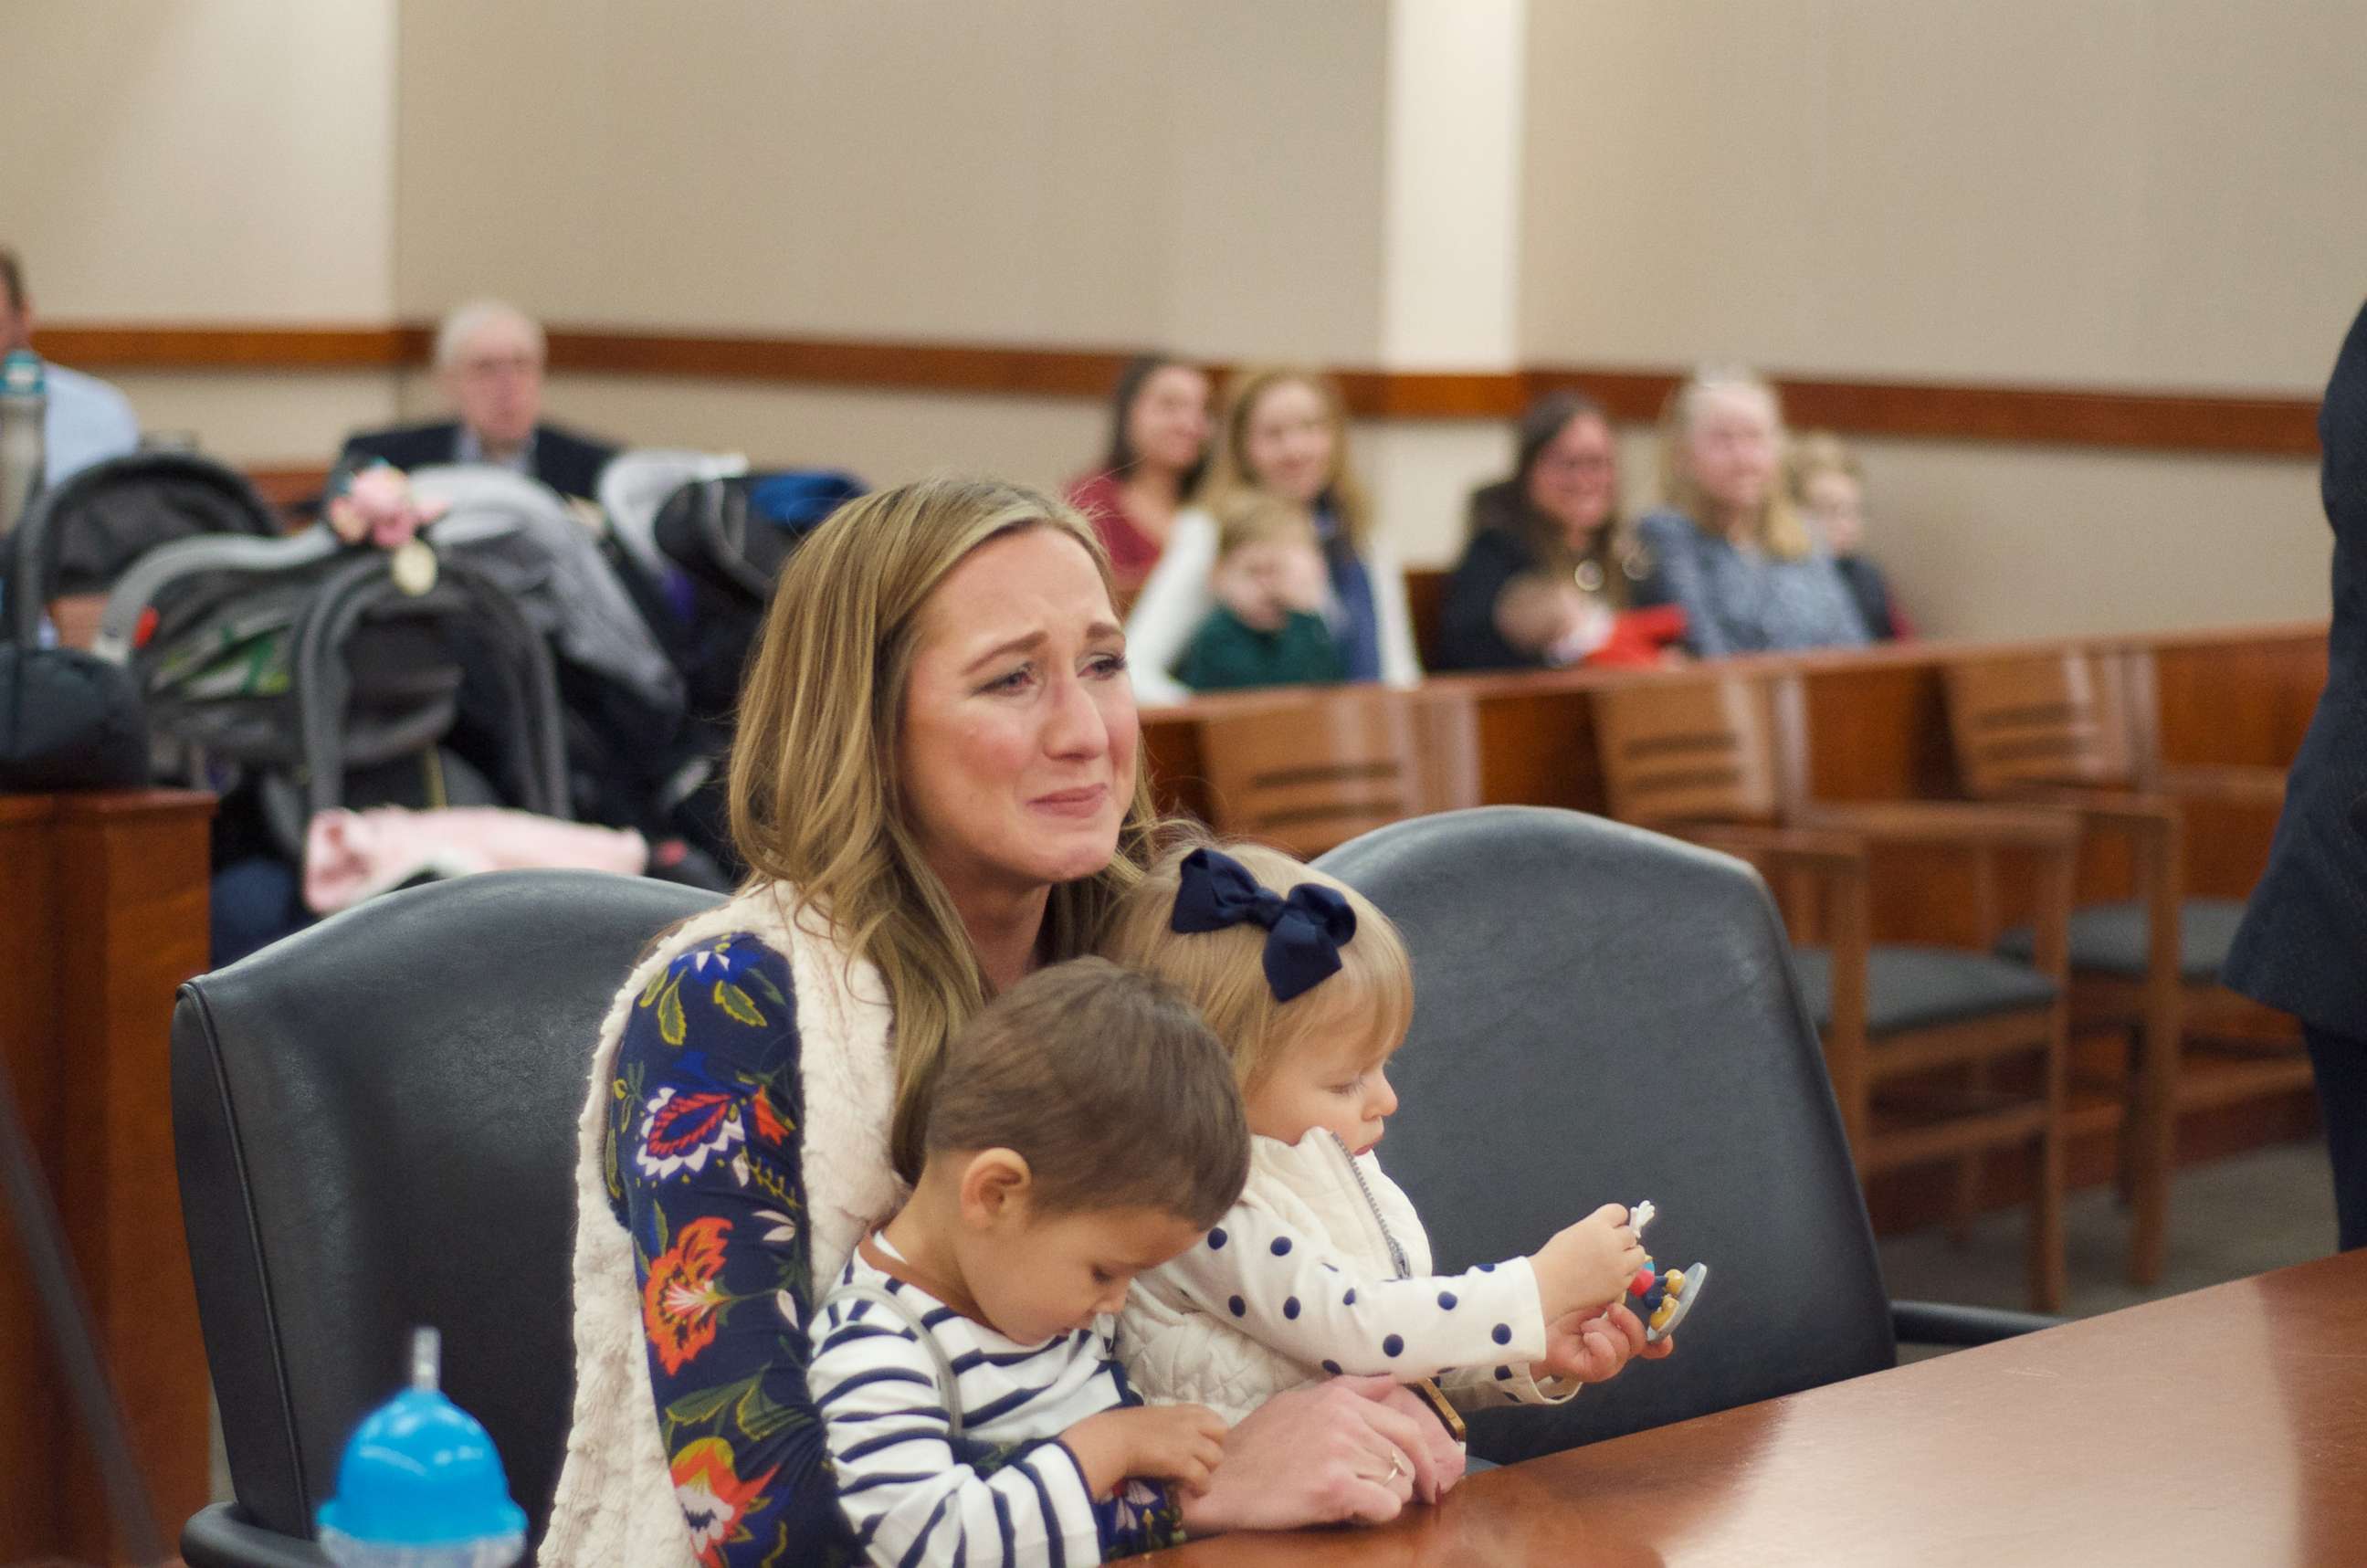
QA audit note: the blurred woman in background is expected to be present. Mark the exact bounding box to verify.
[1066,355,1213,595]
[1124,366,1419,702]
[1636,368,1867,658]
[1437,391,1653,670]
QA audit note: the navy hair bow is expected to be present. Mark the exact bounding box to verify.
[1172,847,1358,1002]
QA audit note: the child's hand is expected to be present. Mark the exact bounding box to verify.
[1540,1302,1672,1384]
[1276,542,1330,616]
[1212,557,1287,633]
[1531,1203,1647,1320]
[1063,1404,1229,1499]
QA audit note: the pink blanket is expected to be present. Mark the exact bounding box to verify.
[303,805,648,914]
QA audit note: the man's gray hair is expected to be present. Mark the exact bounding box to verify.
[433,300,546,371]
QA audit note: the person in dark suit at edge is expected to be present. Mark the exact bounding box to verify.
[337,299,617,501]
[2226,297,2367,1252]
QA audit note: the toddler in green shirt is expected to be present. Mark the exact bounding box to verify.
[1175,495,1347,692]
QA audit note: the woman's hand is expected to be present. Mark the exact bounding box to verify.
[1175,1376,1425,1535]
[1541,1301,1674,1384]
[1370,1383,1466,1503]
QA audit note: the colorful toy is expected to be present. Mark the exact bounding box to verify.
[1625,1200,1709,1343]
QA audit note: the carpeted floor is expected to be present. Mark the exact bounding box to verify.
[1878,1138,2338,1355]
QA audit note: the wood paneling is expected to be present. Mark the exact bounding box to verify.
[540,330,1136,397]
[0,791,215,1566]
[34,323,425,370]
[36,323,2323,455]
[1151,1251,2367,1568]
[0,799,67,1562]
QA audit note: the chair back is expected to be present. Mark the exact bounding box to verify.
[1943,647,2145,795]
[1593,671,1794,826]
[1198,687,1472,858]
[1317,807,1893,1461]
[173,871,723,1542]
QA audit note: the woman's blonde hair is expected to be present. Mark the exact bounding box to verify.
[728,475,1169,1181]
[1656,366,1813,561]
[1099,839,1415,1091]
[1194,366,1373,551]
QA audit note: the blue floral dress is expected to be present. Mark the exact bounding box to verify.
[607,933,1187,1566]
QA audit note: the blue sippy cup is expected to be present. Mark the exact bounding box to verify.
[316,1328,528,1568]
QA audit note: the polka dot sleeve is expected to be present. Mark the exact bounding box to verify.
[1150,1200,1551,1384]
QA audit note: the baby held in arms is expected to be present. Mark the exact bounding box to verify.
[1099,842,1688,1472]
[806,959,1247,1568]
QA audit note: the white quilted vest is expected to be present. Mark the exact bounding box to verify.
[1119,1131,1434,1424]
[537,886,904,1566]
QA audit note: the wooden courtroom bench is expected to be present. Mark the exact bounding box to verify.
[0,790,215,1565]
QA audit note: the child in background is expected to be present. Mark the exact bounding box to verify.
[807,959,1248,1567]
[1791,432,1908,641]
[1098,842,1677,1442]
[1173,495,1345,691]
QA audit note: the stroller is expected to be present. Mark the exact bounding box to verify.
[8,449,282,646]
[403,465,695,838]
[91,505,577,962]
[651,467,863,710]
[646,468,864,868]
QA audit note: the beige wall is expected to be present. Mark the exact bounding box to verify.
[2,0,398,321]
[393,0,1389,363]
[4,0,405,457]
[1597,424,2327,642]
[1516,0,2355,637]
[10,1,2350,638]
[1520,0,2367,390]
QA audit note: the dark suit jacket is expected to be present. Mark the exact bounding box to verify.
[336,420,619,502]
[2225,300,2367,1038]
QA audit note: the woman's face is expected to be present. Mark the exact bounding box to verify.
[1684,387,1781,517]
[1239,380,1336,505]
[1125,364,1212,476]
[1524,413,1618,548]
[899,528,1139,910]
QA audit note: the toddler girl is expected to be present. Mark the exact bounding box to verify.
[1099,842,1681,1437]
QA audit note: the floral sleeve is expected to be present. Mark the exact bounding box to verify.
[609,932,1184,1565]
[609,934,851,1568]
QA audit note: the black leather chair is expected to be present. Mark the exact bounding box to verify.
[1316,806,2051,1465]
[174,870,721,1566]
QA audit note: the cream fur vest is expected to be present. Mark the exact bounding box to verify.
[538,886,903,1566]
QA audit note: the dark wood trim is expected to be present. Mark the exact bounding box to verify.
[33,323,427,370]
[35,322,2322,455]
[540,329,1137,397]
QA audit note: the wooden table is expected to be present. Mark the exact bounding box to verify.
[1153,1250,2367,1566]
[0,790,215,1567]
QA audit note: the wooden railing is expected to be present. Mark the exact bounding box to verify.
[35,322,2323,455]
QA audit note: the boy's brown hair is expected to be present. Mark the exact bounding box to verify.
[1099,839,1415,1091]
[922,957,1249,1229]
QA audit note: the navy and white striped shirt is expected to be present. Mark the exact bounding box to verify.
[810,1237,1161,1568]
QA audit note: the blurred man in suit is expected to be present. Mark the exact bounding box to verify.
[2227,298,2367,1251]
[338,300,616,500]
